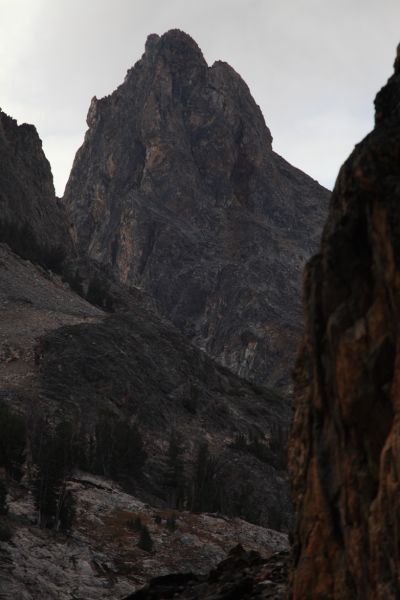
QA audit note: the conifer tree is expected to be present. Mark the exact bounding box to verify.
[166,512,177,532]
[0,402,26,481]
[94,412,146,479]
[190,441,226,513]
[190,441,210,512]
[138,524,153,552]
[31,418,76,528]
[58,487,76,532]
[0,480,8,515]
[112,420,147,477]
[165,431,185,509]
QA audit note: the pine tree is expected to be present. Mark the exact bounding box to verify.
[58,487,76,532]
[190,441,225,513]
[127,515,143,532]
[112,420,147,477]
[32,430,62,526]
[190,441,210,512]
[0,520,12,542]
[94,412,115,476]
[0,480,8,515]
[94,412,146,479]
[0,402,26,481]
[138,524,153,552]
[31,418,76,528]
[165,431,185,509]
[166,512,177,532]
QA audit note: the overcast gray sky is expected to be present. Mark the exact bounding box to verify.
[1,0,399,195]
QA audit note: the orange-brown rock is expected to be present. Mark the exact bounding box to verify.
[289,45,400,598]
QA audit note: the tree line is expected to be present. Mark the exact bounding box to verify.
[0,404,147,533]
[0,401,286,537]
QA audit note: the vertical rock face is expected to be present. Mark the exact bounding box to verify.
[0,110,70,268]
[289,46,400,598]
[64,29,329,391]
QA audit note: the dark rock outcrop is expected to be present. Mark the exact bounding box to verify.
[2,473,287,599]
[124,545,289,600]
[0,110,70,269]
[63,29,329,391]
[289,45,400,598]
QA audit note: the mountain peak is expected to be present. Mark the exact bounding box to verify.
[161,29,203,51]
[140,29,207,73]
[64,31,329,392]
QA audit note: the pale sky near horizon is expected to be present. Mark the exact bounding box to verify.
[0,0,399,196]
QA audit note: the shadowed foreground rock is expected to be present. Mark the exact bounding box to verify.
[124,545,289,600]
[289,45,400,598]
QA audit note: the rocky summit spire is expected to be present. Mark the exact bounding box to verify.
[63,29,328,391]
[143,29,207,67]
[289,46,400,598]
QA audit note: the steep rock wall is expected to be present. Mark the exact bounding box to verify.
[289,45,400,599]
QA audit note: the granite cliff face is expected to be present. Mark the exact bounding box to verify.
[63,29,329,391]
[289,45,400,598]
[0,110,70,269]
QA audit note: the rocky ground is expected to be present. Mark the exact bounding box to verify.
[0,473,288,600]
[126,545,289,600]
